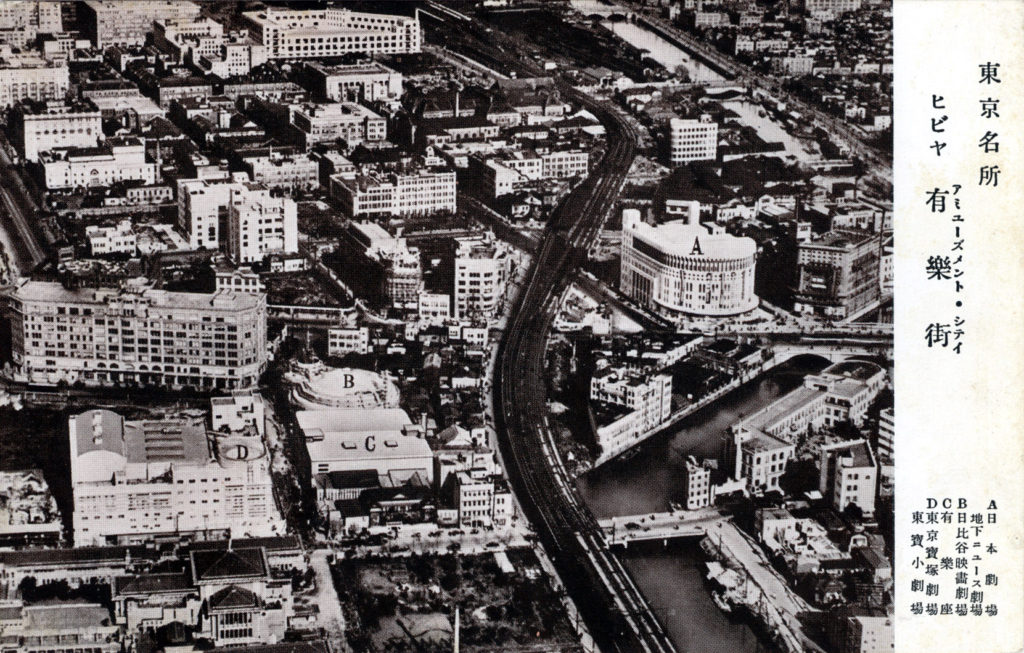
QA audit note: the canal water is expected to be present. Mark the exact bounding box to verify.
[567,0,727,83]
[577,356,830,653]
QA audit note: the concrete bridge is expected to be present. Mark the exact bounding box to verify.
[768,342,893,365]
[599,510,726,547]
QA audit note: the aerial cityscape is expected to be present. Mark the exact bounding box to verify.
[0,1,893,652]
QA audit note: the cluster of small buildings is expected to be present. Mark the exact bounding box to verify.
[671,0,892,131]
[721,360,885,500]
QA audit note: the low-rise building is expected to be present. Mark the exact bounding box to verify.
[0,603,120,653]
[242,150,319,192]
[41,137,159,190]
[291,101,386,148]
[211,390,266,436]
[85,219,137,256]
[298,408,432,485]
[304,60,403,103]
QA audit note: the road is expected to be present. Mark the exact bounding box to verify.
[309,549,348,652]
[0,139,46,271]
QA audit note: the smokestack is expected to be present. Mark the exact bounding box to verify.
[453,606,460,653]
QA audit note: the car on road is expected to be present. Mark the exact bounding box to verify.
[625,522,640,530]
[485,541,500,548]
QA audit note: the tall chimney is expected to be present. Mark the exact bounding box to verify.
[453,606,460,653]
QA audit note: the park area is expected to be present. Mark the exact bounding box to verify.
[332,550,583,653]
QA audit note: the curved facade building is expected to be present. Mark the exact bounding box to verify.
[620,204,758,317]
[286,362,401,410]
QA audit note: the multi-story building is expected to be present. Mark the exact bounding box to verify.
[331,169,457,218]
[347,221,422,306]
[41,137,159,190]
[443,472,514,528]
[226,183,298,264]
[820,439,877,517]
[725,428,795,494]
[152,17,227,63]
[669,115,718,164]
[0,1,62,47]
[7,279,268,390]
[81,0,202,48]
[590,368,673,461]
[805,0,863,19]
[13,98,101,162]
[877,406,894,461]
[241,150,319,192]
[621,206,758,318]
[0,54,68,110]
[304,60,403,103]
[733,360,887,445]
[827,607,893,653]
[291,101,386,148]
[69,408,284,546]
[86,219,137,256]
[177,173,248,250]
[243,7,421,60]
[199,37,271,78]
[298,409,433,484]
[328,327,371,356]
[453,233,510,321]
[794,230,881,319]
[682,456,712,510]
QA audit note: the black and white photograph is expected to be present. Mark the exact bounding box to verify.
[0,1,1017,652]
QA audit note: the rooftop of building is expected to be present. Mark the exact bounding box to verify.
[316,469,381,490]
[0,545,158,568]
[803,229,876,249]
[114,571,193,596]
[305,59,398,75]
[189,546,268,583]
[305,429,432,463]
[21,602,114,631]
[10,279,263,311]
[72,409,211,469]
[296,407,413,436]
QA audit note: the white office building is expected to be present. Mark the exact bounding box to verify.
[0,54,68,109]
[332,169,457,218]
[226,184,298,264]
[15,99,101,162]
[669,115,718,164]
[590,367,673,461]
[453,234,511,321]
[243,7,421,60]
[7,279,267,390]
[305,60,403,103]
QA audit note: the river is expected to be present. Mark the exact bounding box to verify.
[577,356,830,652]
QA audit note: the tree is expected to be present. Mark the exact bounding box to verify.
[842,502,864,522]
[778,458,819,497]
